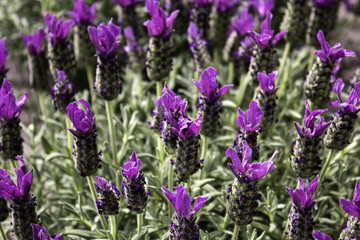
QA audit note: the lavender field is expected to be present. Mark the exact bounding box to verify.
[1,0,360,239]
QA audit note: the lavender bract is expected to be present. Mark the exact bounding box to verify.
[32,224,62,240]
[0,79,28,161]
[162,185,210,239]
[305,30,356,107]
[45,13,76,79]
[22,29,50,91]
[51,70,75,113]
[88,20,123,100]
[312,230,332,240]
[0,156,38,240]
[67,99,101,176]
[0,38,9,81]
[95,176,120,215]
[291,101,331,178]
[226,140,277,226]
[67,0,97,27]
[194,67,232,137]
[122,152,148,213]
[247,0,274,18]
[287,176,319,240]
[340,181,360,239]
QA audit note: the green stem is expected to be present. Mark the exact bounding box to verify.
[158,136,165,176]
[277,42,292,101]
[65,117,80,193]
[231,74,248,125]
[228,61,234,85]
[156,81,163,98]
[222,212,229,231]
[199,136,208,179]
[307,46,315,72]
[277,42,291,86]
[319,150,335,187]
[0,223,6,240]
[86,176,108,231]
[231,224,240,240]
[105,101,117,164]
[137,213,143,239]
[10,159,17,170]
[168,161,174,218]
[39,92,48,124]
[86,63,96,111]
[109,215,117,240]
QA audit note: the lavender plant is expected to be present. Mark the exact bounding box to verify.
[0,38,9,82]
[95,176,120,215]
[313,230,332,240]
[340,181,360,239]
[188,0,212,38]
[31,224,62,240]
[51,69,75,113]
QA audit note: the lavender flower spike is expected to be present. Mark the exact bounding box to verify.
[0,79,28,161]
[189,0,212,38]
[32,224,62,240]
[0,38,9,81]
[339,181,360,239]
[95,177,120,215]
[67,0,97,27]
[122,152,148,213]
[67,99,101,176]
[226,141,278,226]
[305,30,356,107]
[325,79,360,150]
[0,156,38,240]
[291,101,331,178]
[144,0,179,82]
[88,20,123,100]
[312,230,332,240]
[287,175,319,240]
[248,11,287,84]
[45,13,76,78]
[22,29,46,56]
[162,185,210,239]
[235,101,263,161]
[51,70,75,113]
[194,67,232,137]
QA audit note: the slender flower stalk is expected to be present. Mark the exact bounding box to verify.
[51,70,75,113]
[189,0,212,38]
[22,29,50,92]
[287,176,319,240]
[325,78,360,150]
[226,141,278,226]
[144,0,179,82]
[0,79,28,161]
[162,185,210,239]
[0,38,9,83]
[291,101,331,178]
[0,156,38,240]
[32,224,62,240]
[304,30,356,108]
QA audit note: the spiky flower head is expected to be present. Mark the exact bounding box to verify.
[67,0,97,27]
[247,0,274,18]
[67,99,96,137]
[257,71,278,94]
[122,152,148,213]
[144,0,179,40]
[113,0,143,7]
[21,29,46,56]
[95,176,120,215]
[0,79,28,121]
[237,101,263,132]
[32,224,62,240]
[214,0,240,12]
[162,185,210,239]
[51,70,75,113]
[249,12,287,50]
[45,13,74,47]
[0,38,9,77]
[312,230,332,240]
[287,175,319,209]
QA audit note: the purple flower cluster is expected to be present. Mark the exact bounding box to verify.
[247,0,274,18]
[95,176,120,215]
[230,10,254,37]
[332,78,360,114]
[213,0,239,12]
[257,71,279,95]
[67,0,97,27]
[67,99,96,137]
[21,29,46,56]
[45,13,75,47]
[113,0,142,7]
[32,224,62,240]
[340,181,360,219]
[237,101,263,132]
[0,38,9,76]
[0,79,28,121]
[287,176,319,210]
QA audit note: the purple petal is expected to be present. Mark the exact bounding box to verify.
[333,78,344,103]
[225,147,246,175]
[340,198,360,218]
[312,230,333,240]
[174,185,191,217]
[216,85,233,99]
[353,181,360,207]
[189,196,210,216]
[161,186,176,207]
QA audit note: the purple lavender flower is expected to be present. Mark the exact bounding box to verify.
[32,224,62,240]
[0,156,38,239]
[291,101,331,178]
[257,71,278,94]
[67,0,97,27]
[189,0,212,38]
[0,38,9,79]
[287,175,319,239]
[193,67,232,136]
[21,29,46,56]
[332,78,360,114]
[113,0,142,7]
[247,0,274,18]
[162,185,210,238]
[95,176,120,215]
[122,152,148,213]
[189,0,211,5]
[67,99,101,176]
[51,70,75,113]
[0,79,28,121]
[45,13,74,47]
[312,230,333,240]
[213,0,239,12]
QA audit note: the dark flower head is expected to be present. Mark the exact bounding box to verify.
[287,175,319,209]
[45,13,75,47]
[0,78,28,121]
[113,0,143,7]
[340,181,360,219]
[230,9,254,37]
[214,0,240,12]
[314,30,356,63]
[143,0,179,40]
[122,152,141,181]
[88,19,121,59]
[332,78,360,114]
[95,176,120,196]
[162,185,210,218]
[161,83,188,119]
[21,29,46,55]
[312,230,332,240]
[257,71,279,94]
[226,141,278,182]
[66,99,95,136]
[171,115,202,139]
[237,101,264,132]
[67,0,97,27]
[247,0,274,18]
[0,38,9,74]
[294,101,331,138]
[248,11,287,49]
[314,0,338,8]
[193,67,233,102]
[32,224,62,240]
[0,156,33,201]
